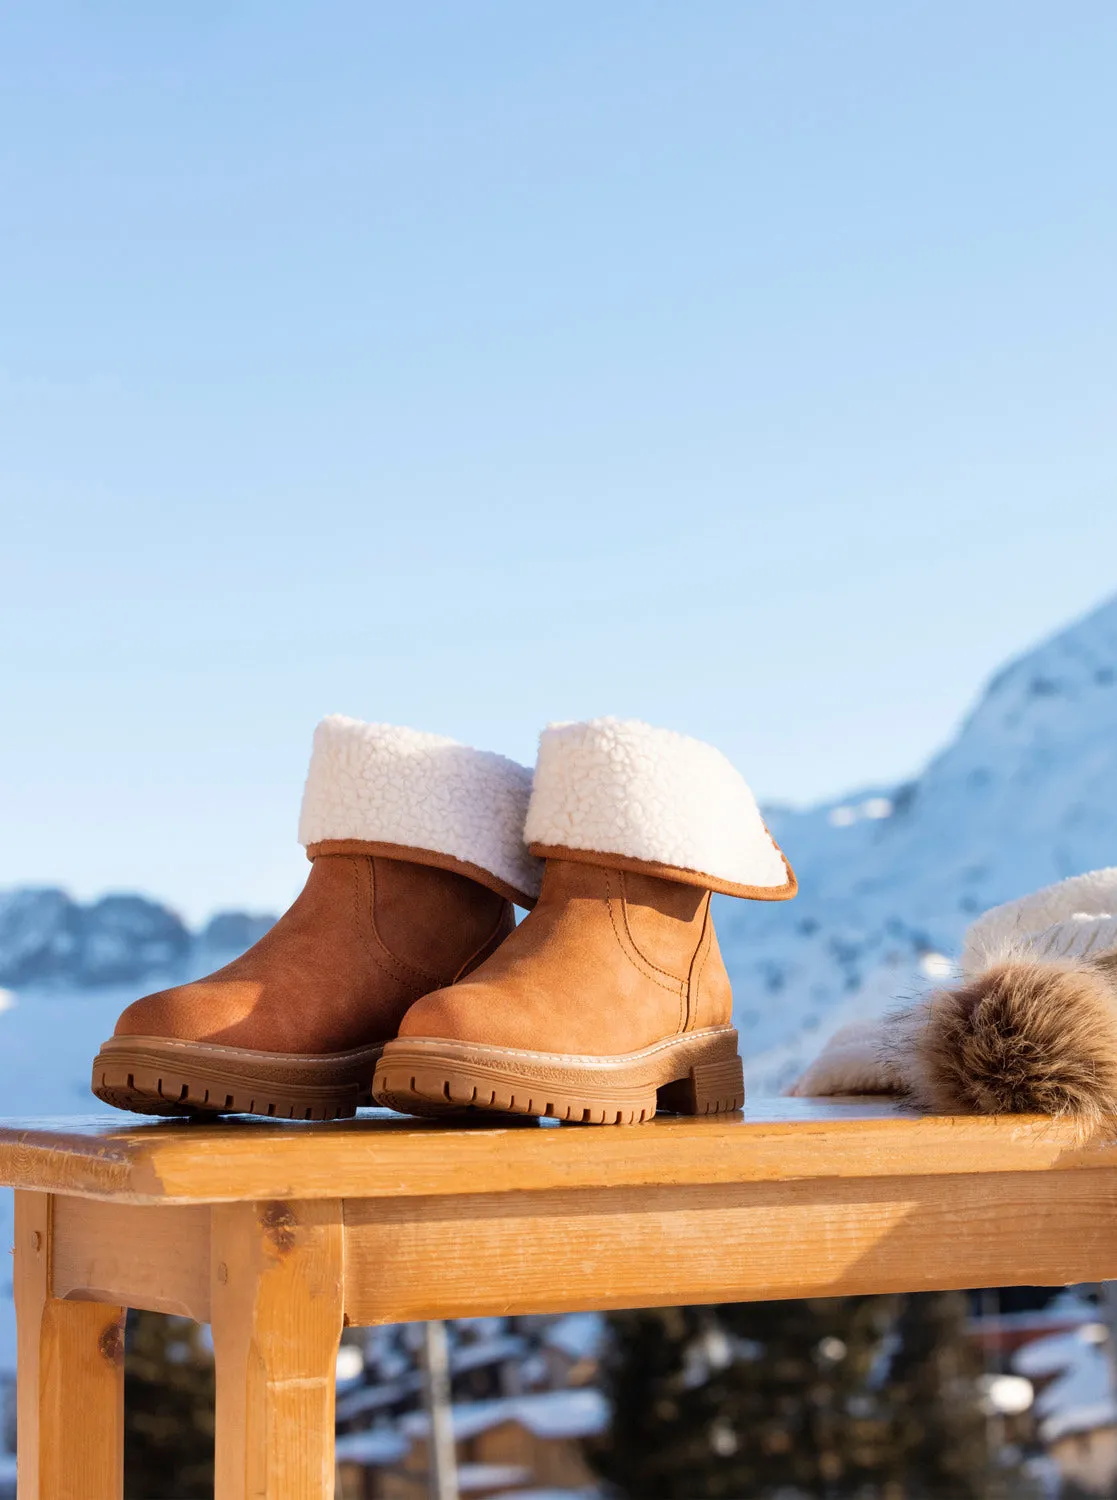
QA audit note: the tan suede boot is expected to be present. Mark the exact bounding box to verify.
[91,717,542,1120]
[373,717,796,1124]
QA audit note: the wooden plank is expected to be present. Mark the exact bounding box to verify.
[211,1199,345,1500]
[0,1123,137,1198]
[1,1101,1116,1203]
[343,1168,1117,1323]
[15,1191,125,1500]
[51,1198,211,1321]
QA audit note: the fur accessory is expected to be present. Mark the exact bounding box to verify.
[792,869,1117,1130]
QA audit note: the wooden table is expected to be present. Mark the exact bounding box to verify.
[3,1098,1116,1499]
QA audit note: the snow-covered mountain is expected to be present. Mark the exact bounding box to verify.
[724,592,1117,1090]
[0,889,274,989]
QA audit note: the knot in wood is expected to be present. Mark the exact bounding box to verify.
[98,1319,125,1368]
[258,1200,298,1255]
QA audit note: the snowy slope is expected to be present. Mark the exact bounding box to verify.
[726,593,1117,1090]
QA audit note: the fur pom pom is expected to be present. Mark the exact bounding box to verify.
[896,961,1117,1132]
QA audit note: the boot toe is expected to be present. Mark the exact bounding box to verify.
[395,984,478,1043]
[112,979,261,1044]
[396,981,553,1052]
[113,985,192,1041]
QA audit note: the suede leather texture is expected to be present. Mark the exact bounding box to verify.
[113,853,514,1053]
[396,857,733,1055]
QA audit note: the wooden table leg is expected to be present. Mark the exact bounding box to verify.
[14,1191,125,1500]
[211,1198,345,1500]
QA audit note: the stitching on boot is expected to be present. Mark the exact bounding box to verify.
[602,870,686,999]
[364,860,446,988]
[687,895,714,1033]
[615,869,693,1032]
[617,870,690,984]
[451,905,513,984]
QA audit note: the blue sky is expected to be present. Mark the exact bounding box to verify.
[2,2,1116,922]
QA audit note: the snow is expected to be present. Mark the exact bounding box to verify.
[334,1427,408,1465]
[336,1344,365,1381]
[968,1290,1103,1341]
[1015,1327,1110,1380]
[978,1373,1034,1415]
[543,1313,604,1364]
[400,1389,609,1443]
[335,1373,422,1421]
[1014,1324,1117,1443]
[451,1333,528,1374]
[456,1463,533,1492]
[498,1491,601,1500]
[1042,1398,1117,1446]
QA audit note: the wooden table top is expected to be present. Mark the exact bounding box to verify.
[0,1100,1109,1205]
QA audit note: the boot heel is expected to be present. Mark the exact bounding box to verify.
[657,1052,745,1116]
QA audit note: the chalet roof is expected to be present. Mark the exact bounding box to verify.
[457,1463,532,1492]
[967,1290,1100,1341]
[1014,1325,1117,1443]
[498,1491,602,1499]
[336,1374,422,1422]
[543,1313,603,1363]
[402,1388,609,1443]
[452,1333,529,1374]
[334,1427,409,1466]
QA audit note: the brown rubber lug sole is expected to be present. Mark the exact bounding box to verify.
[372,1026,745,1125]
[90,1035,386,1121]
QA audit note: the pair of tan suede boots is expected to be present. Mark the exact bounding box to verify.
[91,715,797,1127]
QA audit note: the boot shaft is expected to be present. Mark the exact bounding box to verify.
[534,858,733,1033]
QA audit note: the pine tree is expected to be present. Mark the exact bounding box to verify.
[590,1293,1036,1500]
[124,1310,215,1500]
[884,1290,1001,1497]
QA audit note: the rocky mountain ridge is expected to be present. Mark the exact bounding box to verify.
[0,888,275,989]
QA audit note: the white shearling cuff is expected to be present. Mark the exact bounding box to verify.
[961,869,1117,978]
[298,716,543,905]
[523,717,794,898]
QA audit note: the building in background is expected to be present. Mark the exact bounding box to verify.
[334,1317,605,1500]
[1014,1311,1117,1499]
